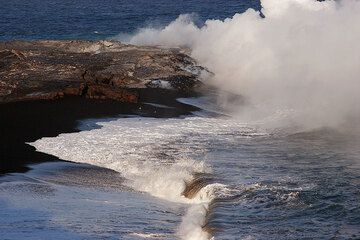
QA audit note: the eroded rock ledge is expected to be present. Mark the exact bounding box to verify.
[0,40,203,103]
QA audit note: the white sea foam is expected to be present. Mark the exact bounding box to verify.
[30,116,265,239]
[128,232,168,239]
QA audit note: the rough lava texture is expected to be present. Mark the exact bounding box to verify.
[0,40,203,103]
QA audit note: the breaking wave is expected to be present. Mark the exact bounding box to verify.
[30,116,266,239]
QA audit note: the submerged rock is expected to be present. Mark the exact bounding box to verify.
[0,40,203,103]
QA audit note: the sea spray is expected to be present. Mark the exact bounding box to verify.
[122,0,360,130]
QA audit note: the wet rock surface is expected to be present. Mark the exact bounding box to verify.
[0,40,202,103]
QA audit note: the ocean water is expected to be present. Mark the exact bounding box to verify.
[0,0,260,41]
[1,96,360,239]
[1,0,360,240]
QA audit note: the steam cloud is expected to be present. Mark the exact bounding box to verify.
[120,0,360,130]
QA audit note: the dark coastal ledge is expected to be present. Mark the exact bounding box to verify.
[0,40,203,103]
[0,40,204,174]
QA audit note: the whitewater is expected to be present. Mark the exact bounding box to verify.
[29,112,267,239]
[1,0,360,239]
[18,96,360,239]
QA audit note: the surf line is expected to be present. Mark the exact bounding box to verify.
[177,173,229,240]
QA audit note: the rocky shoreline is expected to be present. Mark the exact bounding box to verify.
[0,40,203,103]
[0,40,204,174]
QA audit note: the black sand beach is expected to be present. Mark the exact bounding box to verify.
[0,89,200,175]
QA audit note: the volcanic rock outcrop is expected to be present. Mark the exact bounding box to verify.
[0,40,203,103]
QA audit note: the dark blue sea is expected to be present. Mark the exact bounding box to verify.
[0,0,260,41]
[1,1,360,240]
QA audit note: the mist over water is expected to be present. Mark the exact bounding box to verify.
[2,1,360,240]
[123,0,360,131]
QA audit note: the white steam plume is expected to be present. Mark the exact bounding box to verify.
[120,0,360,130]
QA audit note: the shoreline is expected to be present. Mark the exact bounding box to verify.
[0,89,200,175]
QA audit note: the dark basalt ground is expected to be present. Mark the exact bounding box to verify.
[0,40,202,103]
[0,40,204,174]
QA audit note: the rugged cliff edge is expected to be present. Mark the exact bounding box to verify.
[0,40,203,103]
